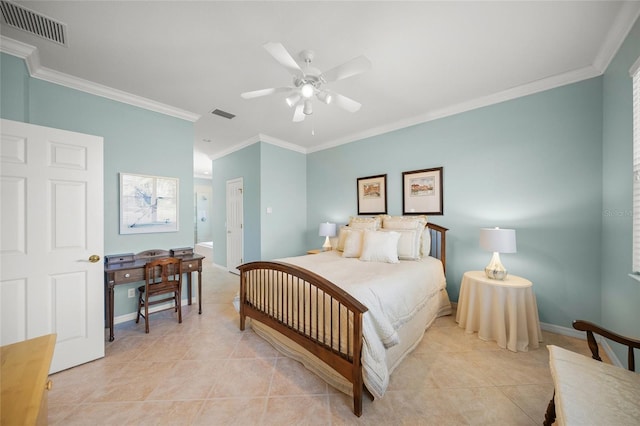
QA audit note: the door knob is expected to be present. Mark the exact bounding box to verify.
[88,255,101,263]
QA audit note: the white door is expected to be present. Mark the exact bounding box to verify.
[226,178,243,274]
[0,119,104,373]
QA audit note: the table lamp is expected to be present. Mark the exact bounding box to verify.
[479,227,517,280]
[319,222,336,251]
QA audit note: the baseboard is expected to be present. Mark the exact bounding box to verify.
[114,297,195,325]
[540,322,623,369]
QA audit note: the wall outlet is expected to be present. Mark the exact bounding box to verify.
[127,288,135,298]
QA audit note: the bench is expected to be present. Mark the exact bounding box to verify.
[543,320,640,425]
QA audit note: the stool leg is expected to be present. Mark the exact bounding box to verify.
[144,293,150,333]
[136,290,142,324]
[177,289,182,324]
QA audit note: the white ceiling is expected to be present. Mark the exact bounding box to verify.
[1,1,639,178]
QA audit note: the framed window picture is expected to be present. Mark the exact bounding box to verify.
[119,173,179,234]
[357,174,387,215]
[402,167,443,215]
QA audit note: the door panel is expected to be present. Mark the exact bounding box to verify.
[226,178,243,274]
[0,119,104,373]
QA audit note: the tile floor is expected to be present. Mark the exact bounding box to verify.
[48,262,605,425]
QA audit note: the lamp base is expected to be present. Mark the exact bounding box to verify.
[485,252,508,280]
[322,236,332,251]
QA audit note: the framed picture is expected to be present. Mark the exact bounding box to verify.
[119,173,179,234]
[357,174,387,215]
[402,167,443,215]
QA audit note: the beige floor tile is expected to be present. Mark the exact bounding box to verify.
[499,383,555,424]
[52,402,149,425]
[208,357,276,397]
[194,397,266,425]
[445,387,536,425]
[231,329,282,359]
[269,357,329,396]
[48,261,608,425]
[262,395,331,425]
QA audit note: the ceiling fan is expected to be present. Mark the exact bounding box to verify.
[241,42,371,122]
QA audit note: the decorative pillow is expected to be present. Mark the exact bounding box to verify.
[342,229,364,258]
[336,226,350,252]
[359,230,400,264]
[348,216,381,230]
[381,228,421,260]
[421,226,432,257]
[382,215,428,230]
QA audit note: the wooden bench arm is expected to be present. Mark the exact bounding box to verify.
[573,319,640,371]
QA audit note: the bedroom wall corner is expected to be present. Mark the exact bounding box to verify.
[601,15,640,363]
[0,53,29,121]
[306,77,604,329]
[0,52,196,317]
[260,142,307,259]
[211,142,261,267]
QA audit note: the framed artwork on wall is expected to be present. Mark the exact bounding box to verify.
[119,172,179,234]
[357,174,387,215]
[402,167,443,215]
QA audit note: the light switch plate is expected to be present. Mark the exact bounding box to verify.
[128,288,135,298]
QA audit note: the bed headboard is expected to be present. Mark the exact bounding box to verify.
[426,223,448,274]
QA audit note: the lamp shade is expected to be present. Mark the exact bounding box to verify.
[479,228,516,253]
[319,222,337,237]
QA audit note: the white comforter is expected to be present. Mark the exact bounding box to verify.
[276,250,447,398]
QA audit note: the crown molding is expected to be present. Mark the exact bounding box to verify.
[307,64,602,154]
[258,133,307,154]
[210,133,307,161]
[0,36,200,122]
[593,1,640,73]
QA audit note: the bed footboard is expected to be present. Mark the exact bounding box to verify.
[238,261,368,416]
[237,222,448,416]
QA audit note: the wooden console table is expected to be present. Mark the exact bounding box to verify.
[104,249,204,341]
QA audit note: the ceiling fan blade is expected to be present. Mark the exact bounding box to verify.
[332,93,362,113]
[241,87,290,99]
[293,104,305,122]
[263,42,302,75]
[321,55,372,83]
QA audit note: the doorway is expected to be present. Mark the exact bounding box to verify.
[226,178,243,274]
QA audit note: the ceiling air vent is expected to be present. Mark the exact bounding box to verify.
[0,1,67,46]
[211,109,235,120]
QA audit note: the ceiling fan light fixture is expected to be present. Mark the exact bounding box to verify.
[285,93,301,108]
[317,91,332,104]
[303,100,313,115]
[301,83,314,98]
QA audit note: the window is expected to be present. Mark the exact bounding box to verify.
[632,56,640,274]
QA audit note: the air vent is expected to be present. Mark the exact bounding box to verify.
[0,1,67,46]
[211,109,235,120]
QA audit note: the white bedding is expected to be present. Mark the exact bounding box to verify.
[258,250,450,398]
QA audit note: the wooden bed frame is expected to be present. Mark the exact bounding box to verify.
[237,223,447,416]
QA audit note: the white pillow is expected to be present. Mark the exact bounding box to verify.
[336,226,349,252]
[421,226,432,257]
[382,215,427,230]
[342,229,364,258]
[348,216,381,230]
[381,228,421,260]
[359,230,400,264]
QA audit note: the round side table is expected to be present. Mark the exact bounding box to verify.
[455,270,542,352]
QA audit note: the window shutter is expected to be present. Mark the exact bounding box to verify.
[633,65,640,273]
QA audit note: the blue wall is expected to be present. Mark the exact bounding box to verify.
[212,142,307,266]
[601,18,640,360]
[260,143,307,260]
[1,53,195,316]
[307,79,604,328]
[211,142,261,266]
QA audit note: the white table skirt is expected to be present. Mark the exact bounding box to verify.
[456,270,542,352]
